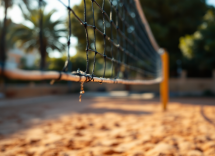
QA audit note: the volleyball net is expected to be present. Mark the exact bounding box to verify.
[0,0,169,109]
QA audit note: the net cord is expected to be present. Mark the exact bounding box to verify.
[0,68,163,85]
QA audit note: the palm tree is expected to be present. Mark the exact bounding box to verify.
[0,19,15,49]
[10,8,67,70]
[0,1,11,69]
[0,0,30,62]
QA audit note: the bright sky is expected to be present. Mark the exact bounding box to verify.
[208,0,215,6]
[1,0,215,58]
[0,0,82,58]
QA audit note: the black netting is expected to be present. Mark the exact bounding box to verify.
[7,0,162,82]
[60,0,161,80]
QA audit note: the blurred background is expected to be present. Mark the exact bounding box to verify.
[0,1,215,156]
[0,0,215,99]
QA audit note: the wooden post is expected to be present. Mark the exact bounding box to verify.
[160,50,169,111]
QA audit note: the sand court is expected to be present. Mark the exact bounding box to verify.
[0,96,215,156]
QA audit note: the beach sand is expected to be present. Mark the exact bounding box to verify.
[0,96,215,156]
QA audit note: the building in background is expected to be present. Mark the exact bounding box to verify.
[6,48,38,69]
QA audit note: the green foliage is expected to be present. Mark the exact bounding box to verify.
[10,7,67,69]
[47,54,114,77]
[0,0,13,9]
[1,0,212,77]
[140,0,208,74]
[179,9,215,71]
[11,8,66,53]
[0,0,31,61]
[0,19,15,50]
[70,0,160,78]
[70,0,134,59]
[48,55,86,72]
[179,35,194,59]
[70,0,112,56]
[71,0,208,76]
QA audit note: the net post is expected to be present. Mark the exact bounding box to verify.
[160,49,169,111]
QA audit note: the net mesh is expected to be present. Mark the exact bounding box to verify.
[53,0,161,81]
[2,0,162,83]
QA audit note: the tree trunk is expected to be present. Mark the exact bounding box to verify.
[39,0,46,70]
[0,3,8,94]
[0,3,8,71]
[40,44,46,70]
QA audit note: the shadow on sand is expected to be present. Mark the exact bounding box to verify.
[79,107,152,115]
